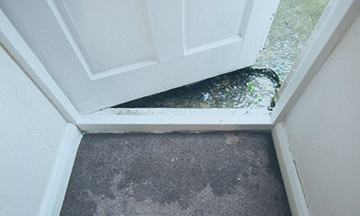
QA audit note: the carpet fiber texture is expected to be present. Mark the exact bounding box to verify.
[61,132,291,216]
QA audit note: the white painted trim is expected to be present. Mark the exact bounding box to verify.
[1,0,359,130]
[2,0,359,132]
[0,9,80,124]
[271,0,360,125]
[272,122,310,216]
[38,123,82,216]
[77,108,273,133]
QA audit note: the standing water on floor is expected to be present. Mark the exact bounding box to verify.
[115,0,329,109]
[116,68,280,109]
[253,0,329,81]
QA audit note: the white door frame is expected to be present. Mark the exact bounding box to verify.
[1,1,359,215]
[1,0,358,133]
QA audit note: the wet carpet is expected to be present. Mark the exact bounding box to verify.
[61,132,291,216]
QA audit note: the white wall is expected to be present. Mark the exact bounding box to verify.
[278,15,360,216]
[0,45,71,216]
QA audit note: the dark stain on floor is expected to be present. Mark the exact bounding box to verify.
[61,132,291,216]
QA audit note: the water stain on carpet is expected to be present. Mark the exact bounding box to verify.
[61,132,291,216]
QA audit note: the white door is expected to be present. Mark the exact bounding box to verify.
[1,0,279,114]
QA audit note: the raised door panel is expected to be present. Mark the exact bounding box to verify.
[185,0,252,52]
[53,0,156,76]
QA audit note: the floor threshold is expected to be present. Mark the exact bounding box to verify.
[77,108,273,133]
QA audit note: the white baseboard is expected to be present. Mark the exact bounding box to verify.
[39,123,82,216]
[272,122,310,216]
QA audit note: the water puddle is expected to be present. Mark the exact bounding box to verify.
[114,0,329,109]
[115,67,280,110]
[253,0,329,81]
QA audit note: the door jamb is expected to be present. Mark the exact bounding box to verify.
[271,0,360,126]
[0,9,80,124]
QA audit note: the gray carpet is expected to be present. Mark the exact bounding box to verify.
[61,132,291,216]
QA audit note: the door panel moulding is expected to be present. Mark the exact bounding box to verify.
[38,123,82,216]
[271,0,360,125]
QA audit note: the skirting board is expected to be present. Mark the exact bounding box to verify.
[38,123,82,216]
[271,121,309,216]
[77,108,273,133]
